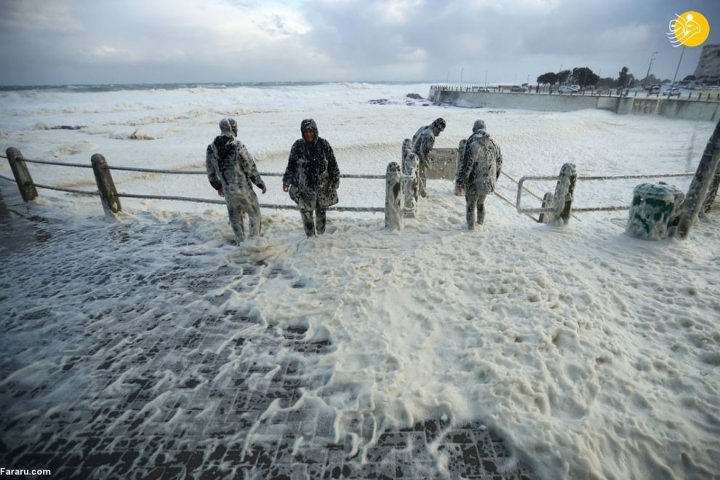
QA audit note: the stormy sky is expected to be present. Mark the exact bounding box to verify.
[0,0,718,86]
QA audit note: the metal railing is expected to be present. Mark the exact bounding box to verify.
[516,172,695,215]
[429,84,720,102]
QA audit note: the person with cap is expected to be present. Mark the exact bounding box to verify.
[455,119,503,230]
[282,119,340,237]
[411,117,446,197]
[206,118,267,244]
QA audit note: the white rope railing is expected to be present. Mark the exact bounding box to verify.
[114,192,384,212]
[19,158,94,169]
[1,152,387,212]
[1,155,385,179]
[33,184,98,196]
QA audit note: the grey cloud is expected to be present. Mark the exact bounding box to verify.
[0,0,719,85]
[299,0,720,82]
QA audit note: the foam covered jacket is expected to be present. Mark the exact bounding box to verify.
[457,121,503,194]
[206,118,265,194]
[283,119,340,209]
[411,123,441,167]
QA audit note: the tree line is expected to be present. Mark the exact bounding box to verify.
[536,66,682,89]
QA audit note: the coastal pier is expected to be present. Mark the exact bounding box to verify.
[429,85,720,122]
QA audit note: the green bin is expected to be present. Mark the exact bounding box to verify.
[626,183,685,240]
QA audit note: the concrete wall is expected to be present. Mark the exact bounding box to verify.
[430,88,720,121]
[657,99,720,121]
[434,90,599,112]
[597,97,619,111]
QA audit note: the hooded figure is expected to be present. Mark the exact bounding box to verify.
[411,117,445,197]
[206,118,267,244]
[456,119,503,230]
[282,119,340,237]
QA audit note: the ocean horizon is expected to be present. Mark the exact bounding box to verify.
[0,80,438,93]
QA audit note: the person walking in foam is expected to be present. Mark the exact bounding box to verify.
[411,117,445,198]
[456,119,503,230]
[206,118,267,244]
[283,119,340,237]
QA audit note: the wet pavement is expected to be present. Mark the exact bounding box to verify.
[0,182,539,480]
[0,181,39,257]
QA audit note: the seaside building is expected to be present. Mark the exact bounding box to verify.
[694,44,720,84]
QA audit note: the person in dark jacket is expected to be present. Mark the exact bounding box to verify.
[411,117,445,198]
[206,118,267,244]
[456,119,503,230]
[282,119,340,237]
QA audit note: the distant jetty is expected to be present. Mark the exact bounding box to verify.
[429,85,720,121]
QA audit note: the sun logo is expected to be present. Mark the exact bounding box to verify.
[667,11,710,47]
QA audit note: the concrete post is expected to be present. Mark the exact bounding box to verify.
[6,147,38,202]
[385,162,403,230]
[539,192,553,224]
[401,139,418,217]
[454,139,467,196]
[91,153,121,215]
[551,163,577,225]
[677,119,720,238]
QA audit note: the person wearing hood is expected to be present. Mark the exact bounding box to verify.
[456,119,503,230]
[206,118,267,244]
[283,119,340,237]
[411,117,446,198]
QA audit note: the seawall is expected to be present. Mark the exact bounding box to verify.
[429,87,720,122]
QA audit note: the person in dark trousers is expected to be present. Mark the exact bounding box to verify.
[411,118,445,197]
[456,119,503,230]
[206,118,267,244]
[283,119,340,237]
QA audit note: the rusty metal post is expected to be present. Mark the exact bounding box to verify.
[6,147,38,201]
[91,153,121,215]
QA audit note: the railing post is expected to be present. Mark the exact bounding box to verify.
[454,139,467,196]
[677,119,720,238]
[91,153,121,215]
[551,163,577,225]
[703,168,720,213]
[385,162,403,230]
[401,139,418,217]
[6,147,38,202]
[539,192,553,224]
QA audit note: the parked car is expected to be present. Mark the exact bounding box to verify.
[558,85,580,93]
[664,88,681,97]
[510,85,527,93]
